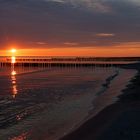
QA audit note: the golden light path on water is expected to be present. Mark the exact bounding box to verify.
[11,56,16,64]
[11,71,18,98]
[10,54,28,140]
[11,56,18,98]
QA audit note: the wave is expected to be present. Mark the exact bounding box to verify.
[96,70,119,96]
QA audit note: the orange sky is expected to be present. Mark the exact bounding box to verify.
[0,43,140,57]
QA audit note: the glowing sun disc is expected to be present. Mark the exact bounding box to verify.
[11,49,16,53]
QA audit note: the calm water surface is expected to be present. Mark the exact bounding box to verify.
[0,65,136,140]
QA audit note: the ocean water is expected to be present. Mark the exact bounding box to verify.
[0,65,137,140]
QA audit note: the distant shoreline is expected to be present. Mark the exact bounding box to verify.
[60,62,140,140]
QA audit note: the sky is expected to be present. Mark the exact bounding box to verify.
[0,0,140,56]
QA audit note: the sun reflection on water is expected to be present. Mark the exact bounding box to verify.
[11,56,16,64]
[11,61,18,98]
[11,70,16,76]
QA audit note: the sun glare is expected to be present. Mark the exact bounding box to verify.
[11,49,16,53]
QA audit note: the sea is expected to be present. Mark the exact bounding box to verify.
[0,64,137,140]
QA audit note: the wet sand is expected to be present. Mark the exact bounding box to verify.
[60,62,140,140]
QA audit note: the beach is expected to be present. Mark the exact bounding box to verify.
[60,62,140,140]
[0,64,137,140]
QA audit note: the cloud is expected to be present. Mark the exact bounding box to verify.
[45,0,65,3]
[36,42,47,45]
[45,0,112,13]
[95,33,115,37]
[128,0,140,6]
[0,0,140,50]
[64,42,79,46]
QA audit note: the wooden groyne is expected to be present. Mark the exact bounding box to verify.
[0,56,140,67]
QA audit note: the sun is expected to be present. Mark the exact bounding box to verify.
[11,49,17,53]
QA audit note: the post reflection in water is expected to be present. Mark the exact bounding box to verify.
[11,56,18,98]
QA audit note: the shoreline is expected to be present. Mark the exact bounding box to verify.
[60,62,140,140]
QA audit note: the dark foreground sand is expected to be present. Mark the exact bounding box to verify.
[60,63,140,140]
